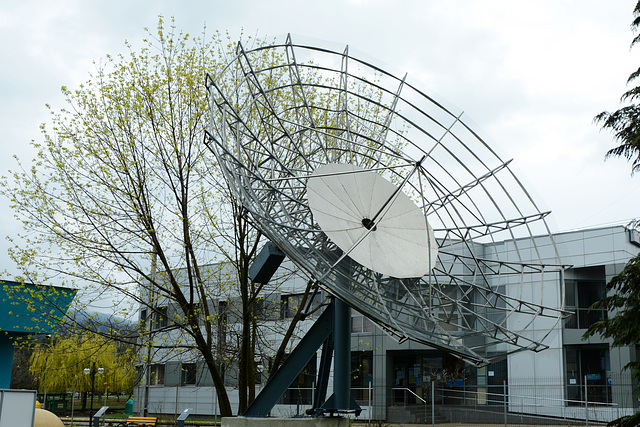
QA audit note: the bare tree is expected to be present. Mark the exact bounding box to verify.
[0,17,318,416]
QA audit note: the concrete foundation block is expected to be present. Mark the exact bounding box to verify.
[222,417,348,427]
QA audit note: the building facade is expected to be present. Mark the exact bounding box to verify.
[133,225,639,423]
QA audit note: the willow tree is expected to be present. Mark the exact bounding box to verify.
[0,17,315,417]
[30,334,135,409]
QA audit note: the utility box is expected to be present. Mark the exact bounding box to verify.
[125,399,134,414]
[0,389,37,427]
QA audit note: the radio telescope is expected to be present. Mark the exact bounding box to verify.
[206,35,567,364]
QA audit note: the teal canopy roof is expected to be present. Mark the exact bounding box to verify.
[0,281,76,335]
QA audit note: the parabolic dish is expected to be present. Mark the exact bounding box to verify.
[307,163,437,278]
[206,35,567,363]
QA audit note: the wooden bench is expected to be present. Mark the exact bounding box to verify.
[119,416,158,426]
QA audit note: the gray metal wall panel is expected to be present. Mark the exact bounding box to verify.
[165,361,181,387]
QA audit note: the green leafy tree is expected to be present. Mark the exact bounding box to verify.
[595,2,640,174]
[0,17,267,416]
[583,221,640,427]
[29,334,134,409]
[586,3,640,426]
[2,14,398,415]
[0,17,332,416]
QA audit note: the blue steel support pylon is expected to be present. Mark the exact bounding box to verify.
[243,298,360,417]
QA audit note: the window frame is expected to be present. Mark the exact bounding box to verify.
[181,362,197,386]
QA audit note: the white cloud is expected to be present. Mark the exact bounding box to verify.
[0,0,638,279]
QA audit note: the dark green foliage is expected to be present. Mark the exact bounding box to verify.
[584,251,640,383]
[606,412,640,427]
[594,2,640,174]
[588,5,640,426]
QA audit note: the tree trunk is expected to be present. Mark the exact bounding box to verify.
[238,279,250,414]
[269,280,314,379]
[198,337,232,417]
[249,285,257,405]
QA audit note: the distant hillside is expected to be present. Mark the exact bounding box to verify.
[61,309,136,336]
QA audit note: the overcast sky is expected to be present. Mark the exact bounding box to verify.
[1,1,639,279]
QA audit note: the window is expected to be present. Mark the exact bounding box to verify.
[254,359,263,385]
[565,267,606,329]
[281,292,322,319]
[351,351,373,403]
[153,306,168,330]
[181,363,196,385]
[565,346,611,404]
[279,354,317,404]
[282,294,303,319]
[217,301,227,348]
[485,285,506,326]
[149,364,165,385]
[135,365,144,384]
[351,314,375,333]
[254,297,273,321]
[140,309,148,331]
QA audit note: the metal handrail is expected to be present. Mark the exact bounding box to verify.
[392,387,429,425]
[439,385,620,407]
[392,387,426,404]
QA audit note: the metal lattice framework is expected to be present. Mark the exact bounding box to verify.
[206,35,567,363]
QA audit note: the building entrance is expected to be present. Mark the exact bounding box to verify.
[388,350,475,406]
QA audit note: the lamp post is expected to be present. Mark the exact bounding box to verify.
[84,362,104,421]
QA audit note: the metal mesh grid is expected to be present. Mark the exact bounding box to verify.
[206,36,568,363]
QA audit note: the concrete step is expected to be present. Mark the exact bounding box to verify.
[387,405,448,424]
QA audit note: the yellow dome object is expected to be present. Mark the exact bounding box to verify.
[35,400,41,408]
[33,408,64,427]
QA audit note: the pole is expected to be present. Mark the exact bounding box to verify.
[585,375,589,427]
[71,386,75,424]
[175,384,179,421]
[143,348,151,416]
[503,380,507,427]
[368,380,372,427]
[431,380,435,427]
[424,391,427,424]
[89,362,96,427]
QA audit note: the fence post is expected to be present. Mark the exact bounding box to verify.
[174,386,179,421]
[585,376,589,427]
[503,380,507,427]
[70,387,75,424]
[214,391,218,424]
[368,380,372,427]
[432,380,435,427]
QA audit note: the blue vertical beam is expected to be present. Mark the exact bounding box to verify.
[313,336,333,411]
[333,298,351,411]
[243,303,334,417]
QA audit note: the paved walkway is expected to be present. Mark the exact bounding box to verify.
[352,424,591,427]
